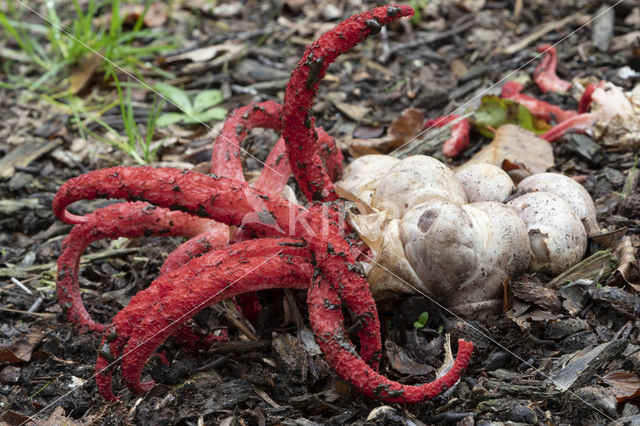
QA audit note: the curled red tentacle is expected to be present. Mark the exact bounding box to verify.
[210,101,343,193]
[542,112,598,142]
[252,138,292,195]
[577,81,606,114]
[500,81,576,122]
[307,274,473,403]
[283,5,413,202]
[52,167,305,236]
[304,203,382,368]
[56,201,220,334]
[96,238,312,399]
[211,101,284,181]
[534,44,572,94]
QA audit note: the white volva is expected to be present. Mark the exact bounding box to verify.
[338,155,595,318]
[516,172,599,234]
[369,156,467,218]
[456,163,515,203]
[399,200,529,318]
[507,192,587,274]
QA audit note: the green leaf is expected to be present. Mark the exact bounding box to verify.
[471,95,547,138]
[183,107,227,124]
[193,89,223,112]
[413,321,424,329]
[417,311,429,325]
[154,83,192,114]
[156,112,187,127]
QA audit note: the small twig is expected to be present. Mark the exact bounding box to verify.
[0,247,144,279]
[0,306,55,318]
[11,276,33,295]
[213,301,258,341]
[206,340,272,355]
[28,296,44,313]
[501,10,586,55]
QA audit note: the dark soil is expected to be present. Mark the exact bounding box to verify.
[1,1,640,425]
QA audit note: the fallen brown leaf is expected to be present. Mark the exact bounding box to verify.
[93,2,167,28]
[459,124,554,174]
[0,330,44,364]
[68,52,102,95]
[602,370,640,401]
[387,108,424,144]
[615,235,640,291]
[340,108,425,156]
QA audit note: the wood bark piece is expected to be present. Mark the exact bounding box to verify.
[550,339,626,391]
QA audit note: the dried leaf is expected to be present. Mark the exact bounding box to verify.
[330,99,370,122]
[93,3,167,28]
[340,109,424,155]
[602,370,640,401]
[141,2,168,27]
[343,139,388,157]
[589,227,627,247]
[387,108,424,144]
[547,249,617,289]
[163,43,243,64]
[459,124,554,174]
[384,340,434,375]
[615,235,640,291]
[0,330,44,364]
[68,52,102,94]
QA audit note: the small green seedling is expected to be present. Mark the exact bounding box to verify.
[155,83,228,127]
[413,311,429,329]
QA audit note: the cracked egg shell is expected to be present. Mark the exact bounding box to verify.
[456,163,515,203]
[336,154,400,204]
[516,173,598,234]
[507,191,587,275]
[399,200,529,318]
[370,156,467,219]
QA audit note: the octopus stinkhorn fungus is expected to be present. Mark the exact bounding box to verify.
[54,5,475,404]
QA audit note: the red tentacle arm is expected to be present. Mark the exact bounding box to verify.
[304,202,382,368]
[210,101,343,193]
[160,221,230,275]
[534,44,572,94]
[283,5,413,202]
[52,168,384,368]
[307,275,473,403]
[211,101,283,181]
[52,167,305,236]
[56,201,223,334]
[96,238,312,400]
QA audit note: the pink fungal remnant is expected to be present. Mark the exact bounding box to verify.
[424,115,471,157]
[578,81,606,114]
[542,112,598,142]
[534,44,572,94]
[53,5,474,405]
[500,81,577,123]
